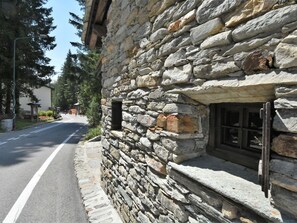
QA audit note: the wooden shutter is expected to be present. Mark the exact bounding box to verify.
[258,102,271,198]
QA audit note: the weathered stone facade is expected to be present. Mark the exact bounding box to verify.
[83,0,297,222]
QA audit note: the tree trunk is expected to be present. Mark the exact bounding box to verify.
[0,78,3,116]
[16,87,20,115]
[5,82,11,115]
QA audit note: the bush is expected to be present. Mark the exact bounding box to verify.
[38,110,46,116]
[46,110,53,117]
[85,125,101,140]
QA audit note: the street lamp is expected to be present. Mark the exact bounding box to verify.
[12,34,48,130]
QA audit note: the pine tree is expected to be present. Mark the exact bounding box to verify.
[0,0,56,116]
[53,51,79,111]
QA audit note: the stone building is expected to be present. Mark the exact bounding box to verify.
[82,0,297,222]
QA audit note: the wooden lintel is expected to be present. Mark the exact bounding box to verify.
[95,0,109,23]
[93,24,107,37]
[89,32,98,50]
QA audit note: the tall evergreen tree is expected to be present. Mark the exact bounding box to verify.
[69,0,102,125]
[53,0,102,126]
[0,0,56,116]
[53,50,78,111]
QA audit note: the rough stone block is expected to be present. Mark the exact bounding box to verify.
[159,215,174,223]
[101,98,107,105]
[272,134,297,159]
[161,138,198,155]
[190,18,224,45]
[163,103,198,116]
[173,0,201,20]
[271,172,297,193]
[162,64,192,86]
[224,35,274,56]
[225,0,278,28]
[270,159,297,180]
[210,61,241,78]
[166,115,199,134]
[232,5,297,42]
[138,211,151,223]
[271,185,297,218]
[193,64,211,78]
[157,190,189,222]
[140,137,153,149]
[168,9,195,33]
[146,156,167,175]
[151,3,176,31]
[150,28,168,42]
[137,114,156,127]
[127,89,149,99]
[136,74,160,88]
[196,0,244,24]
[168,20,181,33]
[274,42,297,69]
[273,109,297,133]
[157,114,167,129]
[110,146,120,161]
[242,51,273,74]
[147,130,160,141]
[148,88,164,100]
[222,201,238,220]
[172,152,201,164]
[164,48,187,68]
[148,102,166,111]
[275,86,297,98]
[153,143,170,161]
[200,31,232,49]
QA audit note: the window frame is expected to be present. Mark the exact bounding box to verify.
[208,103,263,170]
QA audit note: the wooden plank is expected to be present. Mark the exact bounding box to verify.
[95,0,109,23]
[259,102,271,198]
[89,32,98,50]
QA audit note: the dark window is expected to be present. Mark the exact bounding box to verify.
[111,101,122,130]
[208,103,265,169]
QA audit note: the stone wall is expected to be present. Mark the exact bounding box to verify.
[99,0,297,222]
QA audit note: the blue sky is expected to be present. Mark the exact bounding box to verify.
[45,0,83,81]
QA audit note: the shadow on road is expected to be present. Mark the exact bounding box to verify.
[0,121,87,167]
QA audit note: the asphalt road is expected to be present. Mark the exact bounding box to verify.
[0,115,88,223]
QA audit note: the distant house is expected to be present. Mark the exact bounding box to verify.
[19,86,52,112]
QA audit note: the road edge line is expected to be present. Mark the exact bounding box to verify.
[3,129,80,223]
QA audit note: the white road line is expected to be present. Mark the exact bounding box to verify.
[3,128,80,223]
[29,123,63,134]
[19,134,30,137]
[7,138,19,141]
[29,120,74,134]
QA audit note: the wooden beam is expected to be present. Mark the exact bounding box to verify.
[95,0,109,23]
[89,32,98,50]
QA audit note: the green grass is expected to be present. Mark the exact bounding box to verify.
[85,125,101,141]
[15,118,53,130]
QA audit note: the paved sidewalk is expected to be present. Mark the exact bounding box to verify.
[74,139,123,223]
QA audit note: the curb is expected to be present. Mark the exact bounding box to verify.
[74,140,123,223]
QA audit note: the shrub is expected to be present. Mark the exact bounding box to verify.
[46,110,53,117]
[85,125,101,140]
[38,110,46,116]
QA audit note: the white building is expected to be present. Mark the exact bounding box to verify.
[19,86,52,112]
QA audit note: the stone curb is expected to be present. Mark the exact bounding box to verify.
[74,140,123,223]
